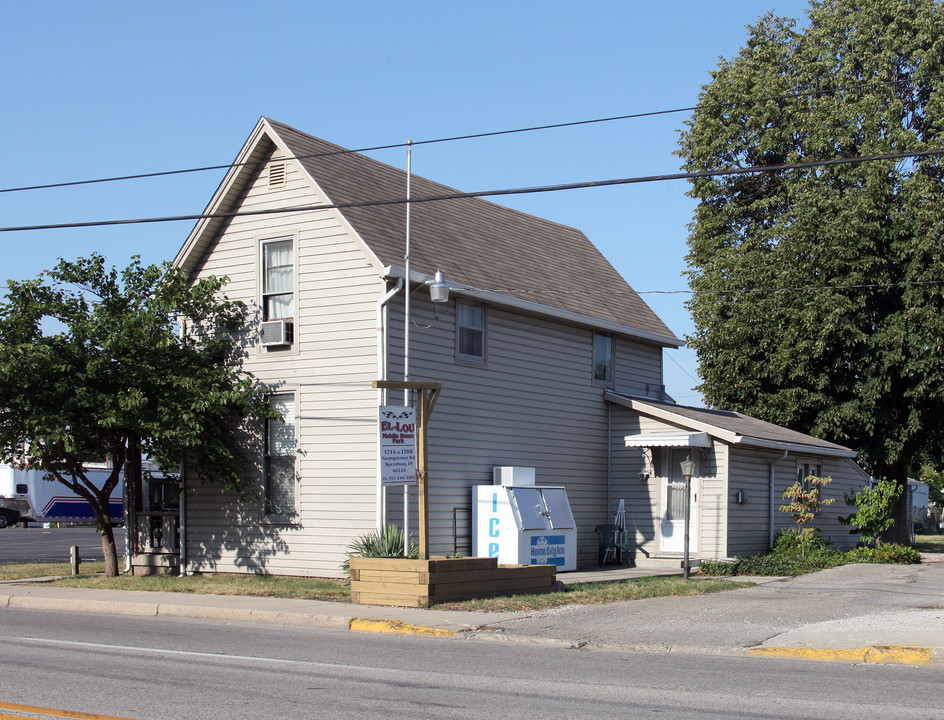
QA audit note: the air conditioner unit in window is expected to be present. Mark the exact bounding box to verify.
[260,319,293,347]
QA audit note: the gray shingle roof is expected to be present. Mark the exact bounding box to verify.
[609,392,856,457]
[266,119,678,345]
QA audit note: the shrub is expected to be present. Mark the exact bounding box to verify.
[779,475,834,558]
[771,529,830,557]
[839,479,903,546]
[697,558,739,576]
[844,544,922,565]
[341,523,419,574]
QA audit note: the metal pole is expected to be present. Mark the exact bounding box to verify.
[403,140,412,557]
[683,471,691,580]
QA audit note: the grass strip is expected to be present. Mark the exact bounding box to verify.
[1,565,747,611]
[431,576,749,611]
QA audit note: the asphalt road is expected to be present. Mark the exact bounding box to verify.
[0,525,125,564]
[0,608,940,720]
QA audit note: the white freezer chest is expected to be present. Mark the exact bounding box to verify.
[472,484,577,571]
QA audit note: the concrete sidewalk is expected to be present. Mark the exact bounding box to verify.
[2,560,942,665]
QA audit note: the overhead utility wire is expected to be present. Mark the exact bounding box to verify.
[477,279,944,296]
[2,74,941,196]
[2,146,942,234]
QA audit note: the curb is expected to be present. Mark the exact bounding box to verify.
[350,618,456,637]
[748,645,933,666]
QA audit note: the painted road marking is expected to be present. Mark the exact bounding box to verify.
[19,637,399,673]
[749,645,932,665]
[0,701,141,720]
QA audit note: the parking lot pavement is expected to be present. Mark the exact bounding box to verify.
[0,525,125,564]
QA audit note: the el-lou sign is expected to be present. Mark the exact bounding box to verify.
[379,406,417,486]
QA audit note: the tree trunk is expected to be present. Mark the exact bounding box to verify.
[100,521,119,577]
[879,463,911,546]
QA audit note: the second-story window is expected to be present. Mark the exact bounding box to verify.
[262,239,294,321]
[457,300,485,363]
[593,331,614,385]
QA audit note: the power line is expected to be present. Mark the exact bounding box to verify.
[474,279,944,297]
[664,349,701,386]
[2,146,942,234]
[2,74,941,196]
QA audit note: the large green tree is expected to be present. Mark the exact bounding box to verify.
[0,255,275,575]
[677,0,944,543]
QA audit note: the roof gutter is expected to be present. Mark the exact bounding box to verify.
[605,391,857,459]
[382,266,682,349]
[728,436,855,459]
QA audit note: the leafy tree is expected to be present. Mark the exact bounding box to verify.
[918,465,944,510]
[779,474,834,558]
[839,479,904,545]
[677,0,944,543]
[0,255,275,576]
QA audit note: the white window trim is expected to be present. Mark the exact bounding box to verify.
[262,389,299,524]
[257,233,299,355]
[455,299,487,365]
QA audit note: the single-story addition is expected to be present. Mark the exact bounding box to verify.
[607,394,869,559]
[129,117,866,577]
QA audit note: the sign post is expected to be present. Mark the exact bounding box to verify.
[373,380,442,559]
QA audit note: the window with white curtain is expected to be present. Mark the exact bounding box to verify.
[264,393,296,519]
[262,239,294,321]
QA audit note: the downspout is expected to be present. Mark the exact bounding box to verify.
[606,399,612,519]
[178,317,188,577]
[122,463,132,574]
[178,462,187,576]
[376,278,404,532]
[769,450,788,548]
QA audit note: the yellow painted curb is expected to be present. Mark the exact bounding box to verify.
[0,700,141,720]
[749,645,932,666]
[350,618,456,637]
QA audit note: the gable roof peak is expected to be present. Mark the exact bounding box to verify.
[180,118,681,347]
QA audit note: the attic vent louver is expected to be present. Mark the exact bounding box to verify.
[268,162,286,187]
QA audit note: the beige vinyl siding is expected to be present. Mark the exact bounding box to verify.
[183,154,383,578]
[384,297,663,568]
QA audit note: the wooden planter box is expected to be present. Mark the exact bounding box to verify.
[349,556,557,608]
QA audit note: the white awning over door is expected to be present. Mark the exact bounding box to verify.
[624,432,711,448]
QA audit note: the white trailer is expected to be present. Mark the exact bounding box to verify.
[0,465,123,528]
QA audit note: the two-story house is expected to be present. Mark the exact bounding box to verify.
[142,117,866,578]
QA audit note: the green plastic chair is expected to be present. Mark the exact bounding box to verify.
[595,523,632,566]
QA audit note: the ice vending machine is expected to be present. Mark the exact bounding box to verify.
[472,467,577,571]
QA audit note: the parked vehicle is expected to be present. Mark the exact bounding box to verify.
[0,465,123,527]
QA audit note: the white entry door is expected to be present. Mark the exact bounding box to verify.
[660,450,698,553]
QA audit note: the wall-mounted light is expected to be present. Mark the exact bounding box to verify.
[735,490,747,504]
[428,270,450,304]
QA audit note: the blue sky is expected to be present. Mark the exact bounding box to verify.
[0,1,815,405]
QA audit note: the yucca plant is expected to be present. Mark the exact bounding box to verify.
[342,524,419,575]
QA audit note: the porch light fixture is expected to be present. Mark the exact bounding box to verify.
[428,270,450,304]
[679,455,696,580]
